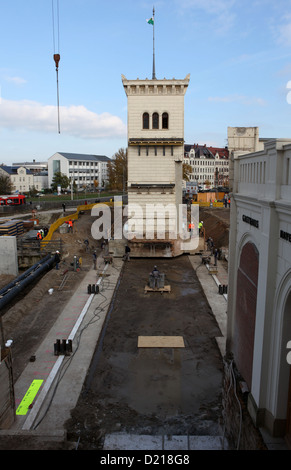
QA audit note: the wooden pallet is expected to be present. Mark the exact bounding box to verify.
[144,285,171,294]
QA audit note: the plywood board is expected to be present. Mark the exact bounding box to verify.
[138,336,185,348]
[144,285,171,293]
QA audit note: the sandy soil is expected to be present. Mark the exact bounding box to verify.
[199,207,230,250]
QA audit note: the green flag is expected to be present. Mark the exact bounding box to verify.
[146,17,154,25]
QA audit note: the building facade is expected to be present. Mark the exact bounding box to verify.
[0,165,34,193]
[183,144,229,188]
[122,74,190,257]
[227,138,291,445]
[48,152,110,190]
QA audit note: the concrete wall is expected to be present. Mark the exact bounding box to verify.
[0,236,18,276]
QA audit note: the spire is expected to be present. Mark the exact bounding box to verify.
[147,7,156,79]
[152,6,156,79]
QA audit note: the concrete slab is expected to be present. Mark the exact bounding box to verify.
[103,433,227,450]
[189,435,225,450]
[103,433,162,450]
[164,435,188,450]
[188,255,227,357]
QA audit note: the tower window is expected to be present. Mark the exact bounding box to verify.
[143,112,149,129]
[152,112,159,129]
[162,112,169,129]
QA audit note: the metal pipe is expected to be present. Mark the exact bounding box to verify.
[0,254,51,296]
[0,256,55,312]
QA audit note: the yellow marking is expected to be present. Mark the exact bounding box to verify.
[16,380,43,416]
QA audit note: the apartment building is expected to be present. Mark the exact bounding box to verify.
[48,152,110,190]
[184,144,229,188]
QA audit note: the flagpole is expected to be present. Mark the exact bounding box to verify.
[152,6,156,79]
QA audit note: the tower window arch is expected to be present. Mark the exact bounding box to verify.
[152,112,159,129]
[143,112,149,129]
[162,112,169,129]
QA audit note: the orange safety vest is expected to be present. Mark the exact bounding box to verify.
[68,220,73,227]
[37,232,42,239]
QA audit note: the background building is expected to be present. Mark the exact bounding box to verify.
[184,143,229,188]
[48,152,110,191]
[227,138,291,446]
[122,73,190,257]
[0,165,34,193]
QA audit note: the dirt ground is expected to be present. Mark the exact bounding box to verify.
[199,207,230,250]
[1,211,102,383]
[64,256,224,449]
[0,208,229,450]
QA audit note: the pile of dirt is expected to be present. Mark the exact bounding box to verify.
[200,208,230,249]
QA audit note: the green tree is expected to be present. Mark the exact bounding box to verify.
[51,172,70,192]
[107,148,128,191]
[0,175,13,194]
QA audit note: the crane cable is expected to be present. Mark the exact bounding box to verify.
[52,0,61,134]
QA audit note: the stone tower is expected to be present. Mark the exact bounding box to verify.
[122,74,190,257]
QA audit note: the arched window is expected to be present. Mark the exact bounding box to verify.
[162,112,169,129]
[143,112,149,129]
[152,112,159,129]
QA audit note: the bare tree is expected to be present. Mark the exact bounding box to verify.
[107,148,128,191]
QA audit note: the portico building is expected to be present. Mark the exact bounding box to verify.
[227,138,291,445]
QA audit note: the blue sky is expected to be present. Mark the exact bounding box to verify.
[1,0,291,164]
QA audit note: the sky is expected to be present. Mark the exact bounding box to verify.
[1,0,291,164]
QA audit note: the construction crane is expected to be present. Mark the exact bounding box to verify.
[52,0,61,133]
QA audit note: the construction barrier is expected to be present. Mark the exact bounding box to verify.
[191,201,224,208]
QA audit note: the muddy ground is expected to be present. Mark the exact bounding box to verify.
[64,255,224,449]
[1,211,102,382]
[0,208,230,450]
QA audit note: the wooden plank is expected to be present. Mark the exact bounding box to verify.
[144,285,171,293]
[138,336,185,348]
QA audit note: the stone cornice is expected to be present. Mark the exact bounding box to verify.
[121,74,190,96]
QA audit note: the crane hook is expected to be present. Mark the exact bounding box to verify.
[54,53,60,71]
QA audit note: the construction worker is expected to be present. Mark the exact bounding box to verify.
[151,266,160,287]
[199,221,203,235]
[54,250,61,270]
[92,251,97,270]
[68,219,73,233]
[124,244,131,261]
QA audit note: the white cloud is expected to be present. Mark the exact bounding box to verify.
[5,76,27,85]
[0,98,127,139]
[176,0,236,32]
[277,21,291,47]
[208,94,267,106]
